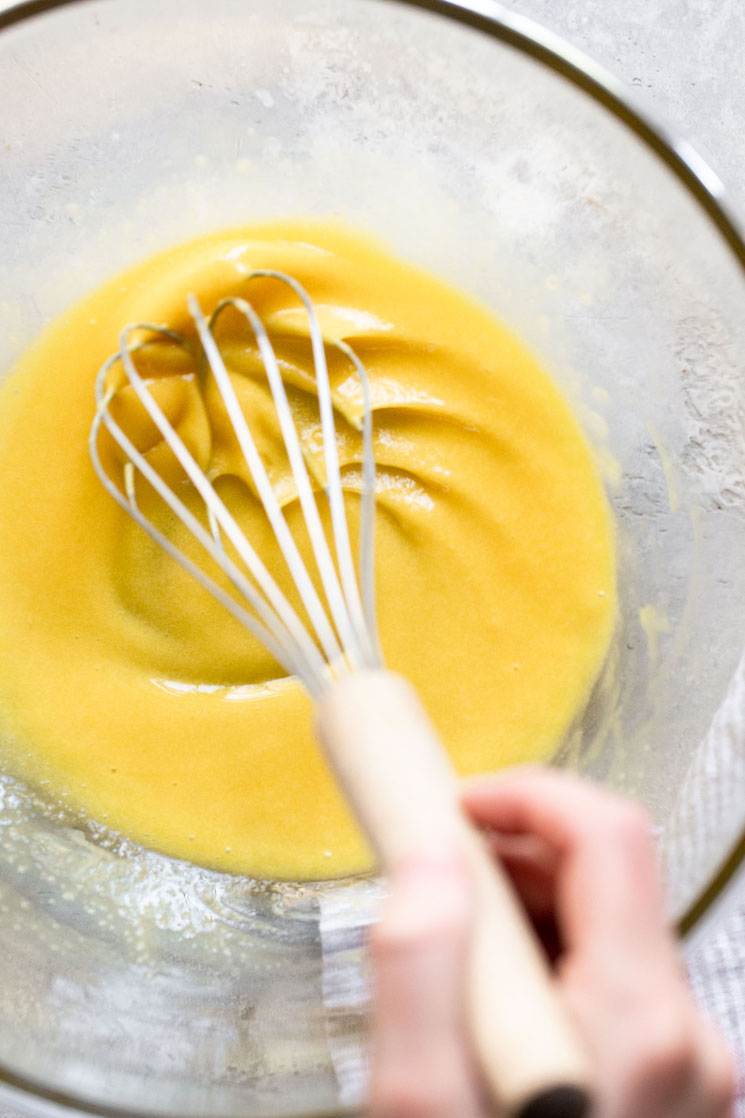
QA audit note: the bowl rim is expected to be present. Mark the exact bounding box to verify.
[1,0,745,1114]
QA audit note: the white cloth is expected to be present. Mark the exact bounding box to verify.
[689,904,745,1115]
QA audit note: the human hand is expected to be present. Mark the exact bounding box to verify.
[368,768,736,1118]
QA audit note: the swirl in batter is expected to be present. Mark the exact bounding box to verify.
[0,222,615,880]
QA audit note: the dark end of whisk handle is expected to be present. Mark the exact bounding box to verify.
[517,1085,591,1118]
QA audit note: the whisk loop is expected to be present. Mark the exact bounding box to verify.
[89,270,382,699]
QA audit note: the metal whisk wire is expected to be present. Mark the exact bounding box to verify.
[88,270,382,700]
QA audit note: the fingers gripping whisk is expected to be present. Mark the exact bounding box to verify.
[89,270,382,700]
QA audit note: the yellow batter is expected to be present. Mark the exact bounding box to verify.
[0,221,615,880]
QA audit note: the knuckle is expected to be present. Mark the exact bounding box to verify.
[630,1016,697,1091]
[703,1036,737,1111]
[368,919,414,966]
[607,800,653,846]
[369,907,467,964]
[369,1073,449,1118]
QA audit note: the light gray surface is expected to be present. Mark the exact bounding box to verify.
[0,0,744,1114]
[504,0,745,213]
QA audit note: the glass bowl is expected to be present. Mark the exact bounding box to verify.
[1,0,745,1115]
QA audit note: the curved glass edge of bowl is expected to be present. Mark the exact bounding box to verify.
[0,1075,353,1118]
[0,0,745,1115]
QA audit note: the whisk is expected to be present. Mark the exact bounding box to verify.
[90,269,591,1118]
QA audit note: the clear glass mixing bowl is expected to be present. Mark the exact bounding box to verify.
[1,0,745,1115]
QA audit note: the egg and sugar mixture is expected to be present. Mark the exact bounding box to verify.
[0,222,615,880]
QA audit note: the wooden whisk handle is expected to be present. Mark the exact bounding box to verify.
[316,669,591,1118]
